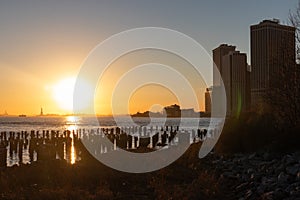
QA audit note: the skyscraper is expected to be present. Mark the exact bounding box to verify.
[213,44,236,86]
[205,87,212,113]
[213,44,250,116]
[222,51,250,116]
[250,19,296,106]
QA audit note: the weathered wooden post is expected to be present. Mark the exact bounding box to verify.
[0,142,7,168]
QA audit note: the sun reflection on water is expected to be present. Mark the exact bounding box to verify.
[66,116,80,125]
[66,116,80,165]
[70,133,76,164]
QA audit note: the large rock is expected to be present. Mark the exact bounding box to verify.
[221,171,237,179]
[256,184,266,194]
[275,163,285,173]
[278,172,289,183]
[285,155,297,165]
[261,191,273,200]
[261,177,276,185]
[248,153,256,160]
[273,188,287,200]
[286,164,299,176]
[245,189,253,199]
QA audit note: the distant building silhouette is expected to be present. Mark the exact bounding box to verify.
[163,104,181,118]
[131,104,200,118]
[131,111,161,117]
[211,86,226,117]
[181,108,199,117]
[250,19,296,106]
[222,50,251,116]
[213,44,250,116]
[213,44,236,86]
[205,87,212,114]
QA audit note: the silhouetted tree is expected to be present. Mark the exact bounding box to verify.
[289,0,300,63]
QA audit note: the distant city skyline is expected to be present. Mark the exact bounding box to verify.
[208,19,297,118]
[0,1,298,115]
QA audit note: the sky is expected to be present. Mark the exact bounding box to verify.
[0,0,298,115]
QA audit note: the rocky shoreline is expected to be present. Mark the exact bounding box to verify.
[0,142,299,199]
[201,152,300,199]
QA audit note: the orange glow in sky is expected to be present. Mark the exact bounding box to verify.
[0,0,295,116]
[128,85,179,114]
[0,49,207,116]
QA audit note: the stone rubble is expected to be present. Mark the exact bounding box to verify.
[209,152,300,199]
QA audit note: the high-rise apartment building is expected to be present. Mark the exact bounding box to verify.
[213,44,236,86]
[222,51,250,116]
[213,44,250,116]
[250,19,295,106]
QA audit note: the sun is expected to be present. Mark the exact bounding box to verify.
[52,77,76,111]
[52,77,94,113]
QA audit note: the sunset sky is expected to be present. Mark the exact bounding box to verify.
[0,0,297,115]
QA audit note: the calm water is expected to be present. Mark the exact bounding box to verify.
[0,116,218,167]
[0,116,213,132]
